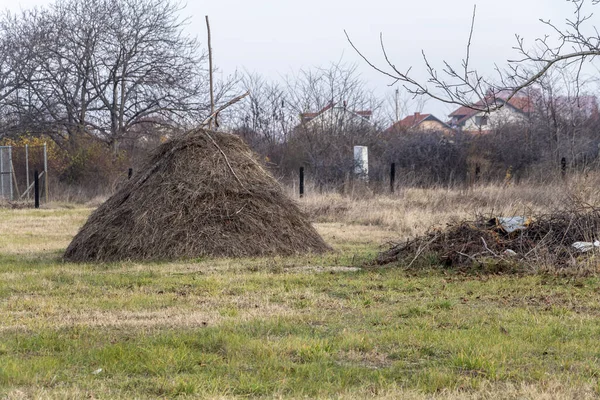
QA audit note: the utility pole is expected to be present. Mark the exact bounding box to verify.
[395,88,400,122]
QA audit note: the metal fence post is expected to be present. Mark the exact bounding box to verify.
[299,167,304,198]
[34,170,39,209]
[390,163,396,193]
[8,147,13,201]
[25,144,30,200]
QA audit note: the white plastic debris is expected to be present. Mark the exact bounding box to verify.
[503,249,518,257]
[92,368,103,375]
[496,217,529,233]
[572,241,600,253]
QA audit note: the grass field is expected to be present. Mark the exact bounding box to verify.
[2,184,600,399]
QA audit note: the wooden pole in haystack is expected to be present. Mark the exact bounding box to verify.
[200,16,249,129]
[206,15,214,130]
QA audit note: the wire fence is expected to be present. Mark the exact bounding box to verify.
[0,144,48,201]
[0,146,13,200]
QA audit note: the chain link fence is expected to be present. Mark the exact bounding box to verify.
[0,146,13,200]
[0,144,48,201]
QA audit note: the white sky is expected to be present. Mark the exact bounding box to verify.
[0,0,587,120]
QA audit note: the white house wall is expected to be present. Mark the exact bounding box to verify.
[462,106,527,131]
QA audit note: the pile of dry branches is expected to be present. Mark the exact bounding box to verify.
[375,209,600,269]
[64,128,331,262]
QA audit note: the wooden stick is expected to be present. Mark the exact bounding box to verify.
[202,91,250,126]
[406,235,439,268]
[202,130,244,188]
[21,171,44,199]
[480,237,499,257]
[205,16,214,130]
[11,160,19,197]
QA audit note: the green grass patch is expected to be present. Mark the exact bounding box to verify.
[2,208,600,398]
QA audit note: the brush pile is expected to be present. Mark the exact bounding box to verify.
[375,209,600,268]
[64,129,331,262]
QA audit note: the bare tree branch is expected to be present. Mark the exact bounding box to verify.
[346,0,600,112]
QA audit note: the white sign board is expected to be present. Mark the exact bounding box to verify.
[353,146,368,181]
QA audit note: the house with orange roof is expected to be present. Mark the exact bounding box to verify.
[385,112,452,134]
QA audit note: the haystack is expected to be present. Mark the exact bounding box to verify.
[64,129,331,262]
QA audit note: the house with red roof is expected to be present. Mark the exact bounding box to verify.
[385,112,452,134]
[448,95,533,132]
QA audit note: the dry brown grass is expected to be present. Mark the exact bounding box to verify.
[4,381,597,399]
[298,178,600,242]
[0,208,90,254]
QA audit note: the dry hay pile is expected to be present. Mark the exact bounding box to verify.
[64,129,331,262]
[375,209,600,268]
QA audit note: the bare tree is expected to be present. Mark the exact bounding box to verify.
[529,66,600,165]
[223,63,383,185]
[346,0,600,112]
[284,61,379,118]
[1,0,211,153]
[1,4,101,148]
[0,13,29,122]
[227,71,294,156]
[381,87,429,125]
[281,62,382,185]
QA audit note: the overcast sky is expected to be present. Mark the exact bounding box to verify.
[0,0,587,119]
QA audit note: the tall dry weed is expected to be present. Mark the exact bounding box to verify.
[297,177,595,241]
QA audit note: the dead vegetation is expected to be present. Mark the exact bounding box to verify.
[291,173,600,272]
[374,207,600,270]
[64,129,330,262]
[299,183,571,234]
